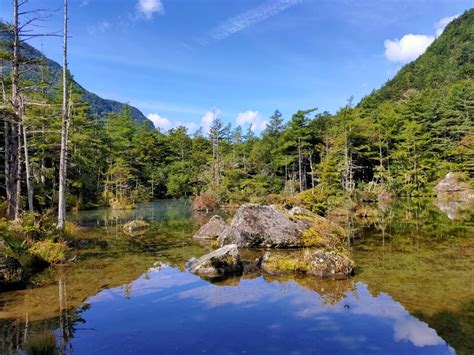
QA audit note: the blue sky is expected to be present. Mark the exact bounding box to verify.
[0,0,472,133]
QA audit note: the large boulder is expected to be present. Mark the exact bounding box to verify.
[218,204,307,248]
[259,250,354,279]
[193,215,228,240]
[0,256,25,289]
[190,244,243,280]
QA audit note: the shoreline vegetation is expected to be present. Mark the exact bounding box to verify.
[0,7,472,288]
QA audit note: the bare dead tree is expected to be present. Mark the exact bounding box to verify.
[57,0,69,230]
[3,0,59,220]
[22,123,33,211]
[298,136,303,192]
[6,0,22,220]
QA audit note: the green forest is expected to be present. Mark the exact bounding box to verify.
[0,9,473,219]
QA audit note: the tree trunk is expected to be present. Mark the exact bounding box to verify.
[308,150,315,190]
[15,123,22,220]
[23,125,34,211]
[7,0,22,220]
[57,0,69,230]
[298,137,303,192]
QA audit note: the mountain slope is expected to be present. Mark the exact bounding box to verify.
[0,22,152,127]
[360,8,473,107]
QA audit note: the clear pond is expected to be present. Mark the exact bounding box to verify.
[0,199,472,354]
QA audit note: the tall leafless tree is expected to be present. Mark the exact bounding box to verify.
[57,0,69,230]
[5,0,22,220]
[3,0,58,219]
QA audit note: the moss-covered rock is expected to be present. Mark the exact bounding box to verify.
[259,250,354,279]
[258,252,311,274]
[0,256,25,289]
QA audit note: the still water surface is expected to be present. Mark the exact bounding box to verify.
[0,199,472,354]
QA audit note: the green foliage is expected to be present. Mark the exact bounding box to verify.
[28,240,67,264]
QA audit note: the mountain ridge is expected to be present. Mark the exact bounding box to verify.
[360,8,473,108]
[0,22,153,127]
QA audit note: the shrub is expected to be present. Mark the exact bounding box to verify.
[9,211,57,241]
[29,240,67,264]
[25,331,58,355]
[192,193,219,211]
[298,184,345,215]
[302,217,348,251]
[109,198,135,210]
[61,221,82,240]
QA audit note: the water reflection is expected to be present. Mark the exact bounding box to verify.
[65,266,453,354]
[0,199,472,354]
[69,199,195,228]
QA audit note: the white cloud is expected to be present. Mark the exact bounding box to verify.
[201,109,221,134]
[88,20,111,35]
[137,0,165,20]
[384,34,434,63]
[435,14,460,37]
[236,111,268,132]
[148,113,172,130]
[202,0,302,44]
[394,318,445,347]
[384,13,461,64]
[147,113,197,132]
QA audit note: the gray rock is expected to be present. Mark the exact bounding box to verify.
[219,204,307,248]
[193,215,228,240]
[0,256,25,289]
[190,244,243,279]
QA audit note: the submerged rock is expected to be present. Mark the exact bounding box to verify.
[0,256,25,290]
[308,251,354,279]
[219,204,307,248]
[123,220,150,235]
[435,172,473,200]
[435,172,474,220]
[190,244,243,280]
[193,215,228,240]
[259,250,354,279]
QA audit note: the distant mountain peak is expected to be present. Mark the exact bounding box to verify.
[0,21,153,127]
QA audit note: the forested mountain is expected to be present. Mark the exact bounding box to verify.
[361,9,473,105]
[0,22,151,126]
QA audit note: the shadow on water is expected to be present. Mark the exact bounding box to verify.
[0,199,472,354]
